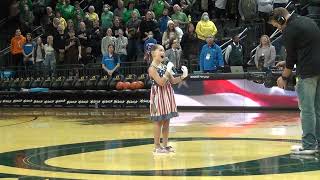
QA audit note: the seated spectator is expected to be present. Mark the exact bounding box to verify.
[101,44,120,77]
[254,35,276,72]
[22,33,35,68]
[199,35,224,73]
[101,4,114,31]
[115,29,128,63]
[101,28,116,56]
[60,0,75,21]
[224,35,244,66]
[65,30,81,64]
[10,29,26,67]
[196,12,218,51]
[165,39,183,70]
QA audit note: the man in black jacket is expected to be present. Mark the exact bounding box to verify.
[269,7,320,155]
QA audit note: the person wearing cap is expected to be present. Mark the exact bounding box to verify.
[162,20,179,49]
[269,7,320,155]
[199,35,223,73]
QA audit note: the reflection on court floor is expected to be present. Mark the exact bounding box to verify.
[0,108,319,180]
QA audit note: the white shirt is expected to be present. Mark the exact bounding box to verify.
[215,0,228,9]
[274,0,288,3]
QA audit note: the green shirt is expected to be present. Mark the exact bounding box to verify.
[122,9,140,24]
[61,4,75,20]
[152,0,165,18]
[171,12,188,24]
[101,11,114,29]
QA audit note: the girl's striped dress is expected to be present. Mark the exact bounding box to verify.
[150,64,178,121]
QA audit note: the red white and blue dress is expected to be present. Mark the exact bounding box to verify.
[150,63,178,121]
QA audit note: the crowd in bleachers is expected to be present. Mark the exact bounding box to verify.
[3,0,311,77]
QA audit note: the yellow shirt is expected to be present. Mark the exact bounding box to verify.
[195,20,218,41]
[88,12,99,22]
[58,17,67,30]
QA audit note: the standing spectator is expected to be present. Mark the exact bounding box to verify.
[173,20,184,40]
[101,28,116,56]
[10,29,26,67]
[171,4,189,31]
[199,35,224,73]
[101,4,114,31]
[20,4,35,33]
[88,19,102,58]
[55,0,65,14]
[126,10,141,62]
[254,35,276,72]
[66,19,75,32]
[56,11,67,30]
[101,44,120,77]
[77,22,90,62]
[165,39,183,69]
[53,24,67,64]
[139,11,161,42]
[42,6,55,38]
[162,20,179,49]
[136,0,150,16]
[115,29,128,64]
[74,1,85,18]
[33,0,46,25]
[22,33,35,68]
[224,35,244,66]
[44,35,56,74]
[65,30,81,64]
[122,1,140,24]
[114,0,126,19]
[159,8,171,35]
[34,37,45,71]
[257,0,274,35]
[59,0,74,21]
[112,16,126,38]
[86,6,99,23]
[181,23,199,69]
[150,0,170,19]
[215,0,227,19]
[196,12,218,51]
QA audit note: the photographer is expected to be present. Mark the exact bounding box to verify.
[269,7,320,155]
